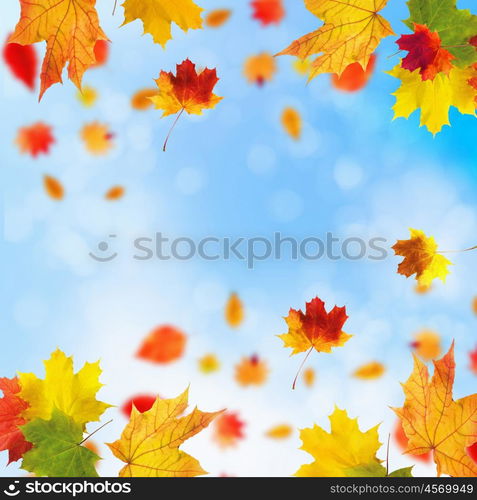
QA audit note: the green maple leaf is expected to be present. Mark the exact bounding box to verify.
[347,463,414,477]
[21,409,99,477]
[405,0,477,66]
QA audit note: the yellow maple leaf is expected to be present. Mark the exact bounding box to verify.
[107,389,222,477]
[296,407,384,476]
[9,0,107,99]
[81,122,114,155]
[393,343,477,477]
[389,65,477,135]
[121,0,203,48]
[77,86,98,108]
[19,349,110,427]
[392,228,452,288]
[277,0,394,80]
[198,353,220,374]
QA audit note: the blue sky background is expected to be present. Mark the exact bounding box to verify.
[1,0,477,477]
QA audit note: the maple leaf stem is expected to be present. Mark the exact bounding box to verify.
[386,433,390,476]
[438,245,477,254]
[387,49,403,59]
[163,108,185,152]
[79,419,113,446]
[292,347,314,390]
[112,0,118,16]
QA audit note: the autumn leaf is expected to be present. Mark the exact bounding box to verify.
[303,367,316,387]
[266,424,293,439]
[394,343,477,476]
[296,407,412,477]
[277,0,394,80]
[19,349,110,428]
[136,325,187,364]
[244,53,277,86]
[198,354,220,374]
[43,175,65,201]
[392,229,452,287]
[331,53,376,92]
[469,346,477,375]
[92,40,109,68]
[352,361,385,380]
[394,420,432,464]
[213,412,245,448]
[9,0,108,99]
[21,409,99,477]
[473,296,477,315]
[105,186,125,201]
[3,37,37,90]
[121,0,204,48]
[279,297,351,388]
[293,57,312,76]
[205,9,232,28]
[235,355,268,387]
[404,0,477,68]
[225,292,244,328]
[411,329,441,361]
[281,107,302,140]
[251,0,285,26]
[131,88,159,110]
[16,122,55,158]
[397,24,455,81]
[150,59,222,151]
[81,122,115,155]
[0,378,32,464]
[108,389,221,477]
[389,65,477,135]
[76,86,98,108]
[121,395,157,417]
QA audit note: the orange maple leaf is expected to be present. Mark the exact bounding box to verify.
[394,343,477,477]
[150,59,222,151]
[136,325,187,364]
[251,0,285,26]
[16,122,55,158]
[43,175,64,201]
[279,297,351,389]
[0,378,32,464]
[235,355,268,387]
[9,0,108,99]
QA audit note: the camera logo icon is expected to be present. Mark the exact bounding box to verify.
[3,481,20,497]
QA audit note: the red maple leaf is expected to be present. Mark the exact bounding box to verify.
[213,412,245,448]
[332,54,377,92]
[0,377,32,464]
[136,325,187,364]
[393,419,432,464]
[121,395,157,417]
[16,122,55,158]
[397,24,455,81]
[470,345,477,375]
[92,39,109,67]
[251,0,285,26]
[3,35,38,90]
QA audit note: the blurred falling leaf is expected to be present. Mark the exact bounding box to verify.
[393,419,432,463]
[198,354,220,374]
[469,346,477,375]
[136,325,187,364]
[415,283,432,294]
[131,88,158,110]
[92,40,109,68]
[77,86,98,108]
[3,37,37,90]
[213,412,245,448]
[235,355,268,387]
[108,390,222,477]
[244,53,277,86]
[105,186,125,201]
[43,175,64,201]
[225,292,244,328]
[16,122,55,158]
[411,329,441,361]
[352,361,385,380]
[251,0,285,26]
[121,395,157,417]
[473,296,477,315]
[121,0,203,47]
[265,424,293,439]
[81,122,114,155]
[205,9,232,28]
[293,57,312,76]
[303,367,315,388]
[331,54,377,92]
[393,228,452,287]
[281,107,302,140]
